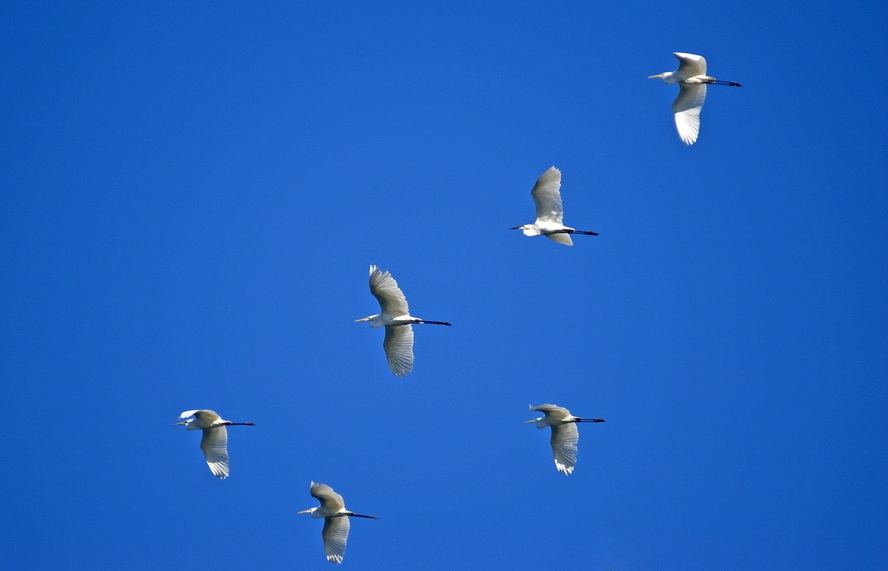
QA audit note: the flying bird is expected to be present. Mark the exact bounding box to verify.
[298,481,378,564]
[356,265,451,377]
[649,52,741,145]
[511,166,598,246]
[175,409,254,479]
[525,404,605,475]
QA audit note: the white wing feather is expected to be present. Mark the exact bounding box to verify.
[199,425,229,479]
[530,166,564,224]
[369,265,409,316]
[322,516,350,564]
[550,422,579,475]
[673,52,707,78]
[531,403,572,420]
[383,324,414,376]
[673,83,707,145]
[545,233,573,246]
[310,481,346,511]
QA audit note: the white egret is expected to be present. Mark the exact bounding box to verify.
[175,409,254,479]
[356,265,451,377]
[298,481,378,564]
[511,166,598,246]
[649,52,741,145]
[525,404,605,475]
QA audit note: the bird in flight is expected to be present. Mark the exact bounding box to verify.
[175,409,254,479]
[511,166,598,246]
[525,404,605,475]
[356,265,451,377]
[649,52,741,145]
[298,481,378,564]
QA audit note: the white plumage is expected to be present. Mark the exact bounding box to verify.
[356,265,451,376]
[298,481,378,564]
[525,404,605,475]
[511,166,598,246]
[176,409,254,479]
[649,52,741,145]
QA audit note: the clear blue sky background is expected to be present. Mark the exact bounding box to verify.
[2,1,886,569]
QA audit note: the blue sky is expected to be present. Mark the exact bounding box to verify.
[2,1,886,569]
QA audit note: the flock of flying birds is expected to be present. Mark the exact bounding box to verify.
[176,52,741,564]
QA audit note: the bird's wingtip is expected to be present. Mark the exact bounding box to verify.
[555,462,575,475]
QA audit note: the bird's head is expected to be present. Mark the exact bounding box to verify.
[648,72,671,81]
[525,414,551,429]
[298,507,323,518]
[175,410,204,429]
[355,314,385,327]
[510,224,542,237]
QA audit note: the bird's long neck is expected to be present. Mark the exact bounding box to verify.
[654,72,677,84]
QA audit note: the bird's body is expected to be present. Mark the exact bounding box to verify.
[525,404,605,475]
[298,481,378,564]
[356,265,450,377]
[649,52,741,145]
[511,166,598,246]
[176,409,254,479]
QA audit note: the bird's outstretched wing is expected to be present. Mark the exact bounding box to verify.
[322,515,350,564]
[550,422,579,475]
[383,324,414,377]
[673,83,707,145]
[673,52,707,79]
[530,166,565,224]
[531,403,571,421]
[369,265,409,316]
[530,403,554,412]
[193,409,222,424]
[200,425,229,479]
[545,233,573,246]
[310,481,346,511]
